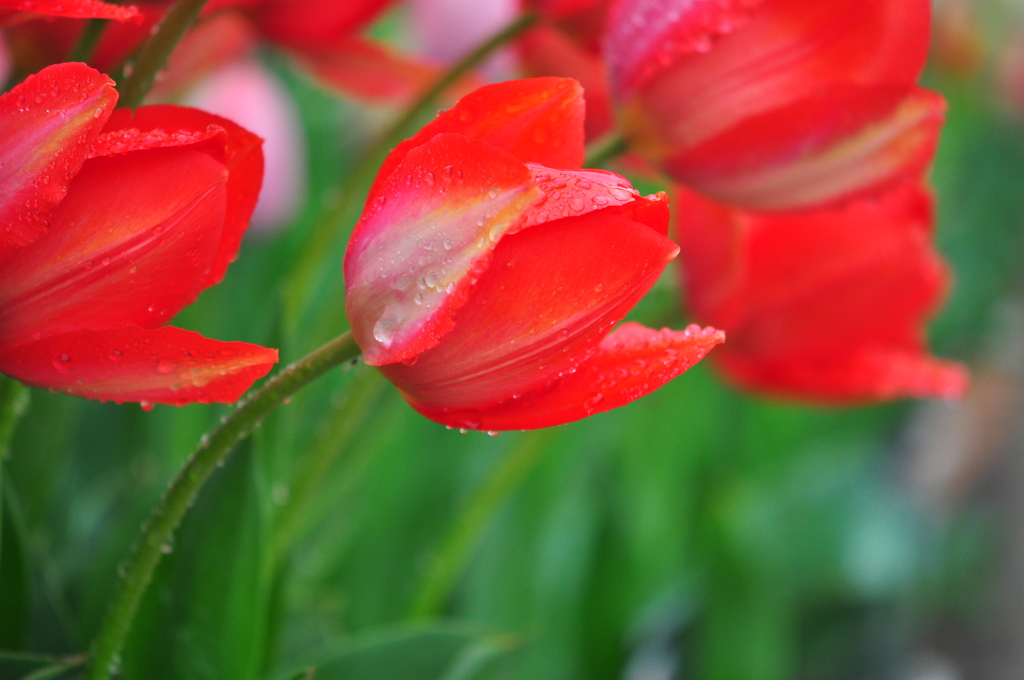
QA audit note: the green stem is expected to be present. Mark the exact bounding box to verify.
[283,11,539,322]
[411,430,553,619]
[87,332,361,680]
[116,0,209,108]
[584,132,629,168]
[68,18,108,64]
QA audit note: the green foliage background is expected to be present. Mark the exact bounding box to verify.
[2,46,1023,680]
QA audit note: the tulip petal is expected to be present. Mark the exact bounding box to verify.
[346,132,540,366]
[606,0,766,97]
[291,37,443,105]
[380,208,679,418]
[716,346,968,403]
[0,0,140,22]
[0,147,228,346]
[521,165,667,232]
[406,322,723,430]
[0,62,116,264]
[101,105,264,288]
[676,183,967,402]
[661,86,945,211]
[368,78,585,206]
[0,324,277,405]
[254,0,394,50]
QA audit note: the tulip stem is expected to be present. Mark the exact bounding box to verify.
[68,18,108,64]
[411,430,554,619]
[117,0,209,108]
[584,132,629,168]
[87,331,361,680]
[283,10,539,323]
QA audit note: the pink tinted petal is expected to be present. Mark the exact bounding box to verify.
[0,62,116,264]
[380,209,679,417]
[0,148,227,346]
[345,132,539,366]
[292,37,444,105]
[0,324,277,405]
[185,57,306,231]
[520,165,648,228]
[408,322,723,430]
[102,105,264,288]
[605,0,766,97]
[661,86,945,211]
[0,0,140,21]
[368,78,586,205]
[88,124,226,158]
[716,346,968,403]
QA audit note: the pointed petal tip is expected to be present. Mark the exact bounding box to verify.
[404,321,724,431]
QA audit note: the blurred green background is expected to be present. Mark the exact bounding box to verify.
[4,2,1024,679]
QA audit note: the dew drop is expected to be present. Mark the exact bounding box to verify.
[569,197,585,212]
[94,106,105,118]
[140,401,154,412]
[109,349,123,362]
[443,239,453,250]
[156,359,177,374]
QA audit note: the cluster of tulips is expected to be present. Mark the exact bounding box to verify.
[0,0,966,429]
[0,1,969,672]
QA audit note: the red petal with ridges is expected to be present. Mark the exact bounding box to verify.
[608,0,928,100]
[345,132,539,367]
[380,208,679,421]
[255,0,395,50]
[367,78,586,206]
[676,183,967,402]
[0,0,140,22]
[407,322,723,430]
[292,37,444,105]
[0,324,277,405]
[0,62,115,265]
[653,85,945,211]
[605,0,766,97]
[102,105,263,288]
[0,147,228,346]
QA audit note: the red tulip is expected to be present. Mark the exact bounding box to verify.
[345,78,723,431]
[675,182,968,403]
[4,0,444,106]
[604,0,944,211]
[0,63,277,406]
[0,0,140,24]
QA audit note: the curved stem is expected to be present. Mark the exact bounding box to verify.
[411,430,553,619]
[117,0,209,108]
[283,11,539,320]
[87,332,361,680]
[68,18,108,64]
[584,132,629,168]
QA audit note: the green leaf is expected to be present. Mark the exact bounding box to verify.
[281,626,520,680]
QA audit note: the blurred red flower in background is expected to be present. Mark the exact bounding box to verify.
[604,0,944,211]
[0,63,277,406]
[0,0,140,24]
[675,182,968,402]
[4,0,442,104]
[345,78,723,430]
